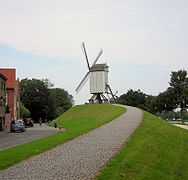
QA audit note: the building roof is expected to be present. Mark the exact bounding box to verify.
[0,69,16,89]
[90,63,109,72]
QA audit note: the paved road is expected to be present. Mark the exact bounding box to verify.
[174,124,188,130]
[0,105,143,180]
[0,124,59,150]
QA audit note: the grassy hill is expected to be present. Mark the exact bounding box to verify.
[53,104,126,132]
[0,104,125,170]
[96,111,188,180]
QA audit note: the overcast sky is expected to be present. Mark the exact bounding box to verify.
[0,0,188,104]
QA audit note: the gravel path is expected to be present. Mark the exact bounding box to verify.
[0,105,143,180]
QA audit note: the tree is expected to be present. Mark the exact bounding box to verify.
[20,78,50,121]
[145,95,157,114]
[117,89,147,109]
[169,70,188,109]
[117,70,188,118]
[43,78,54,88]
[155,88,177,113]
[20,78,74,121]
[169,70,188,121]
[48,88,74,119]
[20,101,30,118]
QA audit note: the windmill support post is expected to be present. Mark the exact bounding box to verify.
[106,85,118,103]
[89,93,108,104]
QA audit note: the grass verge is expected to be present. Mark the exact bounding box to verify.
[96,111,188,180]
[0,104,125,170]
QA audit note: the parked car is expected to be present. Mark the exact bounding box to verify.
[24,118,34,127]
[10,120,26,132]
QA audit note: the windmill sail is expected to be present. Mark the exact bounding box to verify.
[75,71,90,94]
[91,49,103,66]
[82,42,90,70]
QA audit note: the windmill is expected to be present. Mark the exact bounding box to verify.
[76,42,118,104]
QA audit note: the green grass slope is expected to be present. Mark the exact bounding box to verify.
[0,104,125,170]
[53,104,126,133]
[96,111,188,180]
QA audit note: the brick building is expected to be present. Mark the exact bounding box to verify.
[0,69,20,131]
[0,73,7,131]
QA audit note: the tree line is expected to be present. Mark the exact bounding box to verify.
[20,70,187,122]
[20,78,74,122]
[118,69,188,119]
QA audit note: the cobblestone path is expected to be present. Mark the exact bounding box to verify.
[0,105,143,180]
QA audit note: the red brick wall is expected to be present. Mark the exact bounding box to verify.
[5,113,11,132]
[15,79,20,118]
[0,69,16,89]
[0,69,20,124]
[7,89,15,120]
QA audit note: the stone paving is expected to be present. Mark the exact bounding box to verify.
[0,105,143,180]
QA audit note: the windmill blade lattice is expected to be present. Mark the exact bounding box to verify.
[82,42,90,70]
[75,71,90,94]
[91,49,103,66]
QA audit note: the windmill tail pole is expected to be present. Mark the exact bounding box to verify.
[106,85,118,103]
